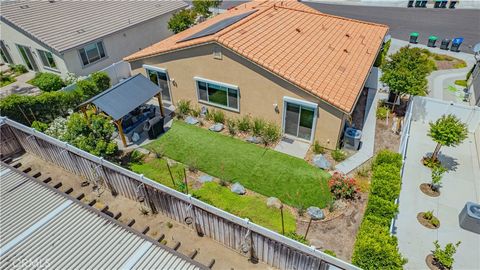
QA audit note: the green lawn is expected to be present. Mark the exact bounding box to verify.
[145,120,331,207]
[130,158,186,190]
[194,182,296,233]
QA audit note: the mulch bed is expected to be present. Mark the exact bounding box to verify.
[420,183,440,197]
[417,212,440,229]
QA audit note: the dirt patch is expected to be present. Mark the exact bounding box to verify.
[374,117,401,153]
[425,254,446,270]
[296,194,368,261]
[420,183,440,197]
[417,212,440,229]
[15,154,271,270]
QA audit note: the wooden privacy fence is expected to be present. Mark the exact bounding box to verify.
[0,117,359,270]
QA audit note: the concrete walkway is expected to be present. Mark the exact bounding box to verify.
[274,137,310,159]
[396,120,480,270]
[0,71,40,98]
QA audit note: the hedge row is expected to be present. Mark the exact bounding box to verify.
[352,150,407,269]
[0,72,110,126]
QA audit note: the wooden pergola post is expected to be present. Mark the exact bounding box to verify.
[156,93,165,117]
[80,106,89,120]
[114,119,127,147]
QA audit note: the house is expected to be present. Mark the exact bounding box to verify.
[125,1,389,148]
[0,1,187,77]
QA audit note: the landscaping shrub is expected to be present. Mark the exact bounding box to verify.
[191,106,201,117]
[328,172,359,200]
[312,140,325,154]
[237,115,251,132]
[0,90,83,126]
[454,79,467,87]
[31,120,48,132]
[285,231,309,245]
[453,61,467,69]
[176,99,191,118]
[8,64,27,75]
[323,249,336,257]
[0,72,16,87]
[331,149,347,162]
[373,39,391,67]
[31,72,65,92]
[77,79,99,99]
[252,118,266,137]
[226,118,237,136]
[261,122,281,146]
[91,71,111,92]
[212,109,225,124]
[352,150,406,269]
[376,105,389,120]
[432,241,461,269]
[129,150,145,165]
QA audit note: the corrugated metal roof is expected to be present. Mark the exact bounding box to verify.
[0,164,206,270]
[82,74,160,121]
[0,0,187,53]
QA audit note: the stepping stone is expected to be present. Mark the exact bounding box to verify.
[185,116,199,125]
[231,182,245,195]
[313,154,331,170]
[198,175,214,183]
[307,206,325,220]
[209,123,224,132]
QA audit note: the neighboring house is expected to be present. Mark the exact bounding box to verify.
[468,61,479,106]
[0,1,187,77]
[125,1,388,148]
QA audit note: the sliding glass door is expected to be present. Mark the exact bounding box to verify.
[146,68,171,102]
[17,44,38,71]
[284,101,316,141]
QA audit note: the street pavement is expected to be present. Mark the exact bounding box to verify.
[303,2,480,53]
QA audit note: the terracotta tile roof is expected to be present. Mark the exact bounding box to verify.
[124,0,388,113]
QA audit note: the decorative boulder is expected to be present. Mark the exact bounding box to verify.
[198,175,214,183]
[231,182,246,195]
[209,123,224,132]
[333,200,347,211]
[266,197,282,209]
[307,206,325,220]
[313,154,331,170]
[185,116,199,125]
[246,136,262,144]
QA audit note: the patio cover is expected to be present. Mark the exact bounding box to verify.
[80,74,160,121]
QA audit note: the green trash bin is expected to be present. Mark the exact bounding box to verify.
[410,32,419,44]
[428,36,438,47]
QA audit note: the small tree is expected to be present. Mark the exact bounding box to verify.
[168,9,197,34]
[427,114,468,162]
[77,79,99,99]
[91,71,111,92]
[192,0,222,17]
[430,165,446,191]
[32,72,65,92]
[432,241,461,269]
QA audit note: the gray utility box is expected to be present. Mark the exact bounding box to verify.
[458,202,480,234]
[344,128,362,150]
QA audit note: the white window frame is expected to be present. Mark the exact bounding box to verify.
[37,49,59,71]
[281,96,318,143]
[78,40,107,67]
[142,65,173,103]
[194,76,240,112]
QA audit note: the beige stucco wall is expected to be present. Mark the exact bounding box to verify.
[0,21,69,76]
[129,44,346,148]
[63,12,176,77]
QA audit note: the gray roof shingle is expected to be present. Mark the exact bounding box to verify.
[0,0,187,53]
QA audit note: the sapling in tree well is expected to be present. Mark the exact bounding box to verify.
[430,165,446,192]
[431,241,461,269]
[427,114,467,163]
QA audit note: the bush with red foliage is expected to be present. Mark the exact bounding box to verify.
[328,172,359,200]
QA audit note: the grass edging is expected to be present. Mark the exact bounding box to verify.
[351,150,407,269]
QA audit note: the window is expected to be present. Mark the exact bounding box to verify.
[196,78,239,111]
[145,67,171,102]
[37,49,57,70]
[78,41,106,66]
[0,41,13,64]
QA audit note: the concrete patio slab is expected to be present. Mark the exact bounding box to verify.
[274,137,310,159]
[395,99,480,270]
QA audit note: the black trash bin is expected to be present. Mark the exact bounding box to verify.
[450,37,464,52]
[440,0,448,7]
[428,36,438,47]
[449,0,458,8]
[409,32,419,44]
[440,38,450,50]
[420,0,428,7]
[415,0,421,7]
[434,0,441,8]
[408,0,414,7]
